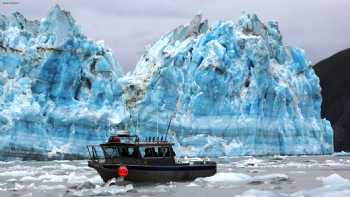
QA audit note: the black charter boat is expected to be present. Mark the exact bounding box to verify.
[87,131,216,182]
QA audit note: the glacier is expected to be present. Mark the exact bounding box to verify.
[121,14,333,156]
[0,6,333,159]
[0,6,126,159]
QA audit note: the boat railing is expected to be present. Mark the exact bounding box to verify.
[87,145,104,162]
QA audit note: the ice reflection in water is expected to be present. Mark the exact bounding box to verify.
[1,155,350,196]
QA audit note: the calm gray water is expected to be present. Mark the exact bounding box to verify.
[1,154,350,197]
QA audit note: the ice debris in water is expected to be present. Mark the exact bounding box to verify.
[71,181,134,196]
[236,174,350,197]
[120,13,333,156]
[201,172,252,183]
[317,173,350,186]
[194,172,289,187]
[292,174,350,197]
[0,5,333,158]
[237,189,283,197]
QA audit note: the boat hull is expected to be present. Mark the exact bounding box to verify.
[89,161,216,182]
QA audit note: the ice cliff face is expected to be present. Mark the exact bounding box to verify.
[0,6,125,159]
[122,14,333,156]
[0,6,333,159]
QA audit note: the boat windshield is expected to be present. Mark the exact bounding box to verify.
[102,145,175,159]
[103,147,120,159]
[103,146,140,159]
[139,146,172,158]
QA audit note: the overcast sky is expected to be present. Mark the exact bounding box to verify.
[1,0,350,72]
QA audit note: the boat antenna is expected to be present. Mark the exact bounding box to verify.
[135,114,137,134]
[165,112,176,140]
[156,105,159,137]
[135,113,140,134]
[106,120,110,138]
[165,96,179,140]
[127,112,132,132]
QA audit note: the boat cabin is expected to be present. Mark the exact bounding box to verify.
[87,132,176,165]
[87,130,217,183]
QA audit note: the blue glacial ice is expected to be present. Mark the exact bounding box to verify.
[0,6,125,158]
[121,14,333,156]
[0,6,333,159]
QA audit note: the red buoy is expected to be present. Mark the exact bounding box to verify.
[118,166,128,177]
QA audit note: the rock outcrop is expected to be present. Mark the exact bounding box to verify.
[314,48,350,152]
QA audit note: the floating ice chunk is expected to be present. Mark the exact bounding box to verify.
[91,184,134,196]
[87,175,104,185]
[255,173,289,179]
[13,183,25,190]
[196,172,289,187]
[324,160,343,167]
[240,158,264,167]
[59,164,78,170]
[38,173,65,183]
[72,181,97,190]
[0,170,35,177]
[236,189,283,197]
[288,171,306,174]
[186,182,200,187]
[20,176,39,182]
[6,183,36,191]
[19,193,33,197]
[66,172,89,184]
[292,174,350,197]
[201,172,252,183]
[36,184,66,190]
[333,151,350,156]
[254,173,289,184]
[153,183,176,193]
[53,160,71,163]
[317,173,350,186]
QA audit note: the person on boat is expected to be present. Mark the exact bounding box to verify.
[158,147,170,157]
[144,147,158,157]
[144,148,152,157]
[131,148,139,157]
[150,147,157,157]
[120,147,129,157]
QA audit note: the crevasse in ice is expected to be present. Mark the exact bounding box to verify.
[0,6,125,158]
[121,14,333,156]
[0,6,333,158]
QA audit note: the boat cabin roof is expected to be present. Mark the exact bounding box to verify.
[101,135,174,147]
[87,134,177,165]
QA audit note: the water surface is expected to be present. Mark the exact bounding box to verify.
[1,155,350,197]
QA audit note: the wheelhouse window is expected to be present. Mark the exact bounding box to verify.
[103,147,119,159]
[103,146,140,159]
[139,146,171,158]
[119,146,140,157]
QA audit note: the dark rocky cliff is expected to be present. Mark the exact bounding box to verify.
[314,48,350,152]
